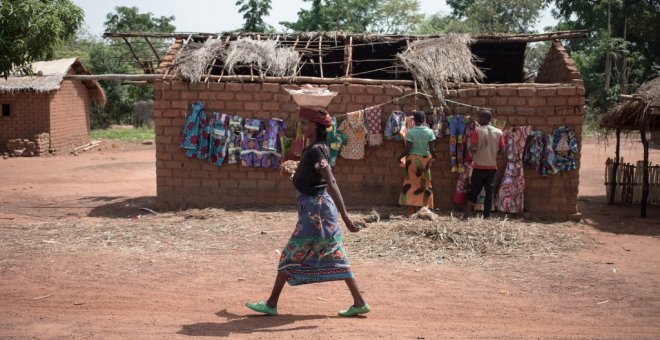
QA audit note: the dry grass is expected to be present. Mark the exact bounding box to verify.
[397,34,485,100]
[0,208,591,264]
[348,211,592,263]
[175,39,226,83]
[224,38,300,78]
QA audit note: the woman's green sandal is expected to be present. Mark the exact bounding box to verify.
[338,304,371,317]
[245,301,277,316]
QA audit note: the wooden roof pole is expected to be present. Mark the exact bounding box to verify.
[319,36,324,78]
[144,37,161,64]
[122,37,147,72]
[344,36,353,77]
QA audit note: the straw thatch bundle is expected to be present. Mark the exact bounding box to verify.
[397,34,484,100]
[174,39,225,83]
[223,37,300,78]
[601,77,660,130]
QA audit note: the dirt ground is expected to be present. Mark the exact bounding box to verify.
[1,137,659,339]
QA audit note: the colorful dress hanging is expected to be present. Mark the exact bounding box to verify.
[496,126,533,213]
[290,121,306,161]
[339,110,368,160]
[453,120,476,204]
[325,116,347,166]
[525,130,559,177]
[447,114,469,173]
[262,118,287,168]
[241,118,265,167]
[364,105,383,146]
[226,115,244,164]
[181,102,210,160]
[208,112,230,166]
[552,126,579,172]
[384,111,406,141]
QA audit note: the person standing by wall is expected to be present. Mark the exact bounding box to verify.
[464,109,504,219]
[398,111,437,216]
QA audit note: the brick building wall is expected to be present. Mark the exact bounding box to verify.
[153,81,585,220]
[0,92,50,153]
[537,40,582,85]
[48,79,92,152]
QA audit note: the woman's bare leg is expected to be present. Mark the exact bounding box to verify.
[266,271,289,308]
[344,277,366,307]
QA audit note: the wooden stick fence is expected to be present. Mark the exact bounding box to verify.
[605,158,660,205]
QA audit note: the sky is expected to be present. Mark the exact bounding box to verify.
[74,0,558,36]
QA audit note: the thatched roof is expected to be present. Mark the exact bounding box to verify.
[0,58,106,105]
[601,77,660,131]
[106,30,587,86]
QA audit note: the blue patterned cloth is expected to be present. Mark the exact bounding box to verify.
[181,102,210,160]
[278,191,353,286]
[552,126,579,172]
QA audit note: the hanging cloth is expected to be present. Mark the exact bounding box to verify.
[325,116,347,166]
[364,105,383,146]
[262,118,287,168]
[208,112,230,167]
[384,111,406,141]
[180,102,210,160]
[552,125,579,172]
[339,110,368,160]
[290,121,306,161]
[496,126,533,213]
[240,118,265,167]
[226,115,244,164]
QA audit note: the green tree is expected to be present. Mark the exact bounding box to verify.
[235,0,273,32]
[371,0,424,34]
[281,0,379,32]
[550,0,659,110]
[446,0,545,33]
[0,0,83,78]
[104,6,175,33]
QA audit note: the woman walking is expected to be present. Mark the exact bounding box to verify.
[398,111,437,215]
[245,108,370,317]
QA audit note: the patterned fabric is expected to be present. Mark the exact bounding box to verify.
[364,105,383,146]
[399,154,434,208]
[525,131,559,177]
[290,121,306,161]
[181,102,210,160]
[428,108,444,138]
[384,111,406,141]
[262,118,287,168]
[240,118,264,167]
[226,115,244,164]
[339,110,368,160]
[552,126,579,172]
[448,115,468,173]
[496,126,533,213]
[280,135,293,161]
[325,116,347,166]
[278,191,353,286]
[453,120,476,204]
[208,112,230,166]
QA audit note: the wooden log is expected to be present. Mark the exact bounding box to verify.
[641,128,649,217]
[344,36,353,77]
[609,128,621,204]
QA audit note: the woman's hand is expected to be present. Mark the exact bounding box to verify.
[344,218,362,233]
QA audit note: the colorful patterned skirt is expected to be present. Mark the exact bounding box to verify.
[278,191,353,286]
[399,155,434,208]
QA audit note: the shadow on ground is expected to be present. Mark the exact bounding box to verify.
[177,309,327,337]
[578,195,660,236]
[84,196,157,218]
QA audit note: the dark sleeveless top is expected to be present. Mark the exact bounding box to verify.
[293,143,329,196]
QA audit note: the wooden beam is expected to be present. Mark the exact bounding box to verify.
[641,128,649,218]
[122,37,146,72]
[65,74,165,81]
[344,36,353,77]
[318,36,324,78]
[610,128,622,205]
[144,37,161,64]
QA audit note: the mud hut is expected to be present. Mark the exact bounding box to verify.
[601,77,660,217]
[105,31,587,220]
[0,58,106,155]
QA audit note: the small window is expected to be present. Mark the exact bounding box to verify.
[2,104,10,117]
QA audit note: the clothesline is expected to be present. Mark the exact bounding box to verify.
[332,90,582,117]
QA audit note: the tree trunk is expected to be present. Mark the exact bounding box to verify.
[641,128,649,218]
[604,0,612,90]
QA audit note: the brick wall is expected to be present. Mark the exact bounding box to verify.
[48,79,91,152]
[537,40,582,85]
[153,81,585,220]
[0,92,50,153]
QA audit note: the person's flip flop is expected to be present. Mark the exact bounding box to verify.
[338,304,371,317]
[245,301,277,316]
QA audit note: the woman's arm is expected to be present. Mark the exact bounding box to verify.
[398,142,412,161]
[319,166,360,232]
